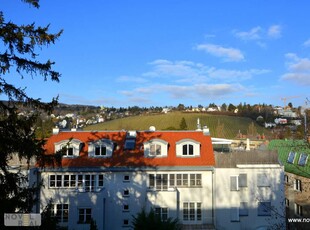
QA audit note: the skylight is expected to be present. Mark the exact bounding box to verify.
[287,151,296,164]
[124,139,135,150]
[298,153,308,166]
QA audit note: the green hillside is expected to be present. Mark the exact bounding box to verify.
[84,112,269,139]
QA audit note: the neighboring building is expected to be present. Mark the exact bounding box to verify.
[39,129,215,230]
[214,151,285,230]
[269,140,310,230]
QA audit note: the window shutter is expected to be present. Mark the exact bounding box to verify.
[230,176,238,191]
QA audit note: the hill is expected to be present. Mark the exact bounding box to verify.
[84,112,270,139]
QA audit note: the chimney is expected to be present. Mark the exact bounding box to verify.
[202,125,210,135]
[196,118,202,131]
[52,126,59,135]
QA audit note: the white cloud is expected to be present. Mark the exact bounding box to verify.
[267,25,282,38]
[281,53,310,86]
[208,68,270,81]
[234,26,262,40]
[195,43,244,62]
[303,39,310,47]
[234,25,282,44]
[116,75,148,83]
[143,59,208,82]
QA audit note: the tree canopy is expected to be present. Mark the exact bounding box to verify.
[0,0,62,228]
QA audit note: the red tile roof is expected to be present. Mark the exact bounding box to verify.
[43,130,215,168]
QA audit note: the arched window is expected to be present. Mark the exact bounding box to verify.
[176,139,200,157]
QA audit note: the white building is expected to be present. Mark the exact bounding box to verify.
[214,151,285,230]
[37,129,285,230]
[40,129,215,229]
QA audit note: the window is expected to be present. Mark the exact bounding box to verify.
[183,202,202,221]
[284,174,289,184]
[285,198,290,208]
[190,174,202,186]
[230,207,239,222]
[155,207,168,221]
[287,151,296,164]
[294,179,302,192]
[88,139,114,157]
[78,208,91,224]
[294,203,303,216]
[63,175,76,187]
[230,176,239,191]
[257,173,269,187]
[258,202,271,216]
[50,175,56,187]
[49,174,103,191]
[54,204,69,223]
[95,145,106,156]
[176,139,200,157]
[123,189,130,197]
[149,174,168,191]
[66,147,73,156]
[84,175,96,192]
[239,174,247,187]
[98,175,104,188]
[174,174,202,187]
[123,219,129,226]
[144,139,168,158]
[123,175,130,182]
[169,174,175,187]
[123,204,129,212]
[182,144,194,156]
[124,139,135,150]
[150,144,161,156]
[56,175,62,187]
[239,202,248,216]
[298,153,308,166]
[54,139,82,158]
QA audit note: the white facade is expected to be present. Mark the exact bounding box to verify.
[39,167,214,230]
[37,130,285,230]
[214,153,285,230]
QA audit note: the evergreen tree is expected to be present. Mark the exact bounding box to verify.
[0,0,62,228]
[179,117,188,130]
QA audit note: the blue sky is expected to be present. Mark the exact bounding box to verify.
[2,0,310,108]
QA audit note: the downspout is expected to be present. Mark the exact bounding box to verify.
[212,169,215,227]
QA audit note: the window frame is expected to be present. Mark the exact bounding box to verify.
[78,208,92,224]
[55,139,82,158]
[294,179,302,192]
[176,139,200,157]
[257,202,271,216]
[53,203,69,223]
[183,202,202,222]
[143,139,168,158]
[88,139,114,158]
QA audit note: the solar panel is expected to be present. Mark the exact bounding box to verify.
[298,153,308,166]
[287,151,296,164]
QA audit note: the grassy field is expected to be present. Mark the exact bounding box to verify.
[84,112,269,139]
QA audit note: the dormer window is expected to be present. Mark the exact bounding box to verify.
[176,139,200,157]
[144,139,168,158]
[88,139,113,158]
[55,139,82,158]
[95,145,107,156]
[182,144,194,156]
[150,144,161,156]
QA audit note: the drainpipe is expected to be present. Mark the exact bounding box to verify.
[212,169,215,227]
